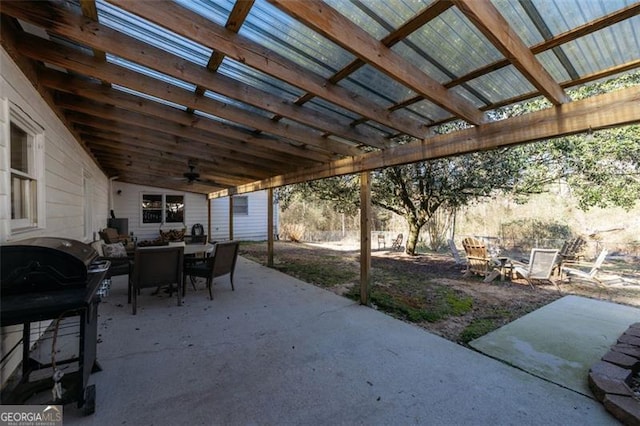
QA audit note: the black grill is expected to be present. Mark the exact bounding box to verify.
[0,237,109,414]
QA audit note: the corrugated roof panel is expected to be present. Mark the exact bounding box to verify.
[559,17,640,76]
[112,84,187,110]
[490,0,543,46]
[237,0,355,78]
[202,90,273,119]
[406,98,452,123]
[391,41,451,84]
[304,98,361,122]
[193,110,255,131]
[343,64,416,106]
[173,0,233,27]
[97,0,211,67]
[106,54,196,92]
[323,0,437,38]
[466,65,536,104]
[218,58,305,101]
[449,85,487,109]
[530,0,634,35]
[534,50,572,83]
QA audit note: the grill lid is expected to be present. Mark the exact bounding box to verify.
[1,237,99,294]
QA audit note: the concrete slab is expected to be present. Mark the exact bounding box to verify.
[58,259,617,425]
[470,295,640,397]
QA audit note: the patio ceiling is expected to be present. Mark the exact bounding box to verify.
[1,0,639,197]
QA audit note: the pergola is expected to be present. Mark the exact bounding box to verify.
[2,0,640,300]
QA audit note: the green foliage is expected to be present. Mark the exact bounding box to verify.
[279,72,640,255]
[346,286,473,323]
[459,319,496,344]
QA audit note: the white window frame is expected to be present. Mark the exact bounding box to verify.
[9,104,45,233]
[140,192,185,226]
[232,195,249,216]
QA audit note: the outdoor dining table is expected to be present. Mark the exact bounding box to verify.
[183,242,215,256]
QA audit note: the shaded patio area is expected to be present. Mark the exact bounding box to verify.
[59,257,617,425]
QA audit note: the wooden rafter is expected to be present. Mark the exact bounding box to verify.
[38,69,332,164]
[268,0,485,126]
[106,0,428,139]
[191,0,255,102]
[13,33,360,157]
[209,85,640,198]
[452,0,568,105]
[2,1,385,150]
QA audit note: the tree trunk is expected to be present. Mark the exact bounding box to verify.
[404,219,423,255]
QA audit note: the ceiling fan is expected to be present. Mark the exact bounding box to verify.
[182,160,201,184]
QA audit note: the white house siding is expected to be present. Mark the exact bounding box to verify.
[111,181,209,241]
[211,191,277,241]
[111,182,275,242]
[1,48,110,386]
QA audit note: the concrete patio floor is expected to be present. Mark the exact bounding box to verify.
[62,257,618,425]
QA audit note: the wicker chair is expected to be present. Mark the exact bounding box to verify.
[183,241,239,300]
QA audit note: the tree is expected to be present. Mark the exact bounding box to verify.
[279,73,640,255]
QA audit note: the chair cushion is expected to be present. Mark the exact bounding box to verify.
[103,242,128,257]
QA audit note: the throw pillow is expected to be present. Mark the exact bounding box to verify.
[103,242,127,258]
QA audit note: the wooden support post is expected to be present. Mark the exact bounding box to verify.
[228,196,234,241]
[207,196,212,243]
[267,187,274,267]
[360,171,371,305]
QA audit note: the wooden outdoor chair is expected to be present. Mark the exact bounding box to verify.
[183,241,240,300]
[391,233,403,251]
[461,237,501,281]
[128,246,184,314]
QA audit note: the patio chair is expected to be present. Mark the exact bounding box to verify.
[562,249,609,287]
[128,246,184,315]
[391,233,403,251]
[512,248,559,289]
[461,237,501,282]
[553,236,587,275]
[183,240,239,300]
[448,239,466,266]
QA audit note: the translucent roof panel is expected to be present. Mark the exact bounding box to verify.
[535,50,573,83]
[193,110,254,132]
[218,58,305,102]
[343,65,416,106]
[406,98,453,123]
[106,55,196,92]
[97,0,211,67]
[490,0,544,46]
[527,0,636,35]
[465,66,536,104]
[235,0,356,78]
[202,90,273,119]
[323,0,437,39]
[558,17,640,76]
[173,0,233,27]
[399,7,504,79]
[112,85,187,111]
[304,98,361,123]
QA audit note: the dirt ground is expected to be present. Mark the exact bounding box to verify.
[239,241,640,343]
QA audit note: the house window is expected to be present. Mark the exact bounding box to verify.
[9,107,44,232]
[233,196,248,215]
[141,193,184,224]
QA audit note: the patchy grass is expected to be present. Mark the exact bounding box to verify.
[237,240,639,345]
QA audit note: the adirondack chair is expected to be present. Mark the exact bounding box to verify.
[553,236,587,275]
[391,233,403,251]
[562,249,609,287]
[512,248,559,289]
[461,237,501,282]
[448,239,466,266]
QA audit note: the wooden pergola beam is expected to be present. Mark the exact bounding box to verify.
[57,97,311,170]
[268,0,485,126]
[14,33,359,158]
[40,69,331,164]
[209,85,640,198]
[106,0,428,139]
[452,0,569,105]
[2,1,386,149]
